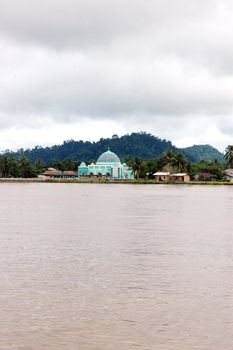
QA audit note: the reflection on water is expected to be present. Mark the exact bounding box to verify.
[0,183,232,349]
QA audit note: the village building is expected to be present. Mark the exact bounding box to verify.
[78,148,134,179]
[153,172,190,182]
[170,173,190,182]
[43,168,78,179]
[153,172,170,182]
[223,169,233,182]
[194,172,217,181]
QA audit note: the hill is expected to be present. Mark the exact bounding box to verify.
[4,132,224,163]
[180,144,224,163]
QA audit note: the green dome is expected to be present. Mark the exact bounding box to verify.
[96,148,121,164]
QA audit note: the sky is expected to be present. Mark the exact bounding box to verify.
[0,0,233,152]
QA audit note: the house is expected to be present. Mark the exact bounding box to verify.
[170,173,190,182]
[43,168,78,179]
[153,172,190,182]
[194,172,217,181]
[223,169,233,182]
[62,171,78,178]
[153,172,171,182]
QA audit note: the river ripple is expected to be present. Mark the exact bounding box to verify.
[0,183,232,349]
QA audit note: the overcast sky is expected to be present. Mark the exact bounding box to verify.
[0,0,233,152]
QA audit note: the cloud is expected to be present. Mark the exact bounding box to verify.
[0,0,232,151]
[0,0,212,49]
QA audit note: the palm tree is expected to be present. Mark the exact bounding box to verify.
[172,152,189,172]
[18,156,36,178]
[158,150,176,172]
[130,157,143,179]
[158,150,188,172]
[225,145,233,168]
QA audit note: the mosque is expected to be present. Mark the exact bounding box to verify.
[78,148,134,179]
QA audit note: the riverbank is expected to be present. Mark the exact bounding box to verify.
[0,177,232,185]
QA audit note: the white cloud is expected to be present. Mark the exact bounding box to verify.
[0,0,232,151]
[0,120,126,151]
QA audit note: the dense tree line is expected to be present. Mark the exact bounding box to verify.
[0,156,80,178]
[4,132,224,164]
[0,145,231,180]
[0,156,38,178]
[126,151,225,180]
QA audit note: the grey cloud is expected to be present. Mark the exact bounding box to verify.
[1,48,233,121]
[0,0,159,49]
[0,0,232,150]
[0,0,216,50]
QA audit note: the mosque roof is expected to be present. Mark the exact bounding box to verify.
[96,148,121,164]
[80,162,86,167]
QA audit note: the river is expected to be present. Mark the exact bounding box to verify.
[0,183,232,349]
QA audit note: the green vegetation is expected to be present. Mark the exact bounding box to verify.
[125,150,190,179]
[0,155,81,178]
[0,139,228,181]
[4,132,224,164]
[180,144,224,163]
[0,155,37,178]
[157,150,190,173]
[128,157,144,180]
[126,151,225,180]
[190,159,224,180]
[225,145,233,168]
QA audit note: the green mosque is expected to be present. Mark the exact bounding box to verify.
[78,148,134,179]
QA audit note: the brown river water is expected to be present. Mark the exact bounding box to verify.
[0,183,232,350]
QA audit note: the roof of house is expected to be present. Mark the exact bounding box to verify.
[43,170,78,176]
[223,169,233,176]
[199,172,217,178]
[153,172,170,176]
[43,170,62,176]
[172,173,189,176]
[63,171,78,175]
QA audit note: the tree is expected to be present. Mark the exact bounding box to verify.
[157,150,190,173]
[190,160,224,180]
[35,159,46,174]
[7,156,19,177]
[18,156,37,178]
[0,156,5,177]
[1,157,9,177]
[146,158,159,178]
[225,145,233,168]
[129,157,144,179]
[63,159,78,171]
[172,152,189,172]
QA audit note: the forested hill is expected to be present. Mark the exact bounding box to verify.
[180,144,224,163]
[5,132,224,163]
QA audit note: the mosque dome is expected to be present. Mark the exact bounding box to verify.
[96,148,121,164]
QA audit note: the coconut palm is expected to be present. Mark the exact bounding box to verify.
[158,150,189,173]
[172,152,189,172]
[158,150,176,172]
[130,157,143,179]
[225,145,233,168]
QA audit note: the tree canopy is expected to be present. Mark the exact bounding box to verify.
[3,132,224,164]
[225,145,233,168]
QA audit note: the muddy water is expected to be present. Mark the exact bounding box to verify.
[0,183,232,349]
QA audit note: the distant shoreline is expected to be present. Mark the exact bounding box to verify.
[0,178,232,185]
